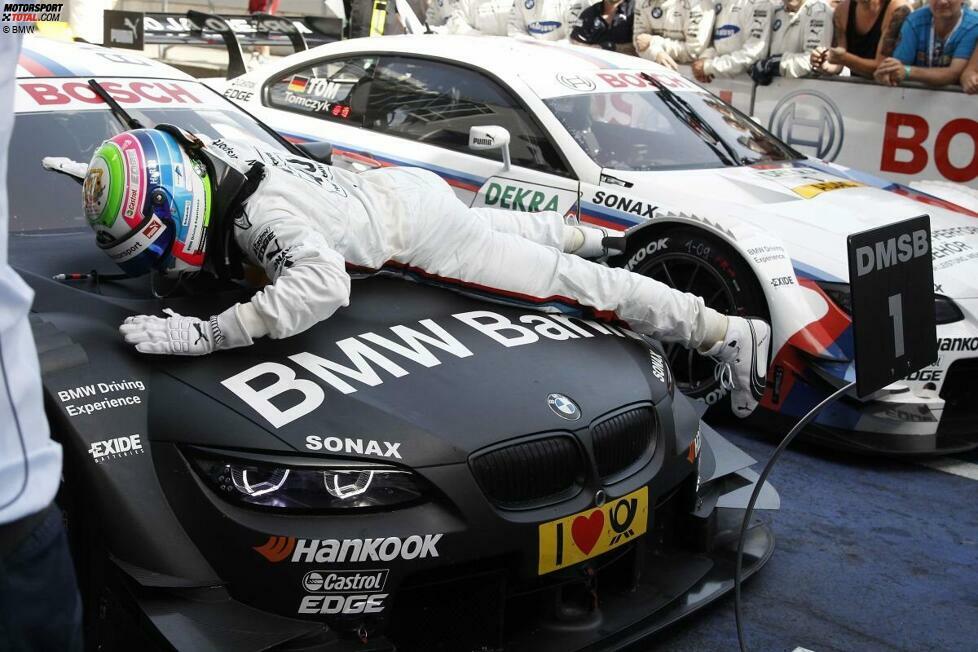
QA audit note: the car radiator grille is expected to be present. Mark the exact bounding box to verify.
[592,407,658,482]
[470,435,583,508]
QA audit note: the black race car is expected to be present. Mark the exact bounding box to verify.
[12,38,777,652]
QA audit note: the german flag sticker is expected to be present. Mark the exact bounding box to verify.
[288,76,309,93]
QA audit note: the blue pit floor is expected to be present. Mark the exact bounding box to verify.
[646,426,978,652]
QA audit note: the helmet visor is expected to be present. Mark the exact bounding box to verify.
[97,213,174,276]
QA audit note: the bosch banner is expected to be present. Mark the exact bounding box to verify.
[753,78,978,188]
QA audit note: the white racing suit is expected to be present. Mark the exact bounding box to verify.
[507,0,585,40]
[444,0,514,34]
[633,0,717,63]
[425,0,458,31]
[209,141,721,350]
[700,0,772,78]
[767,0,832,77]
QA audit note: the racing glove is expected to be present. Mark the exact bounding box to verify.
[41,156,88,182]
[749,55,783,86]
[119,307,253,356]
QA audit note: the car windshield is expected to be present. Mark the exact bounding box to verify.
[10,105,285,233]
[544,91,798,172]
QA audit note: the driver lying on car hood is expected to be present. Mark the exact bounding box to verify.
[59,127,770,417]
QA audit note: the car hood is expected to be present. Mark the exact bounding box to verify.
[16,229,668,471]
[610,161,978,297]
[164,279,668,467]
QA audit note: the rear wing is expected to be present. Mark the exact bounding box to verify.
[102,10,342,78]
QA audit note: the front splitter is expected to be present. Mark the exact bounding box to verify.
[507,515,776,652]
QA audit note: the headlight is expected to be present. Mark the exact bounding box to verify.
[187,450,426,511]
[816,282,963,325]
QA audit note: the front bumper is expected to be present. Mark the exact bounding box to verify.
[765,342,978,455]
[121,417,776,651]
[124,508,773,652]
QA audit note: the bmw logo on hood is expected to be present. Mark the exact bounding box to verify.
[547,393,581,420]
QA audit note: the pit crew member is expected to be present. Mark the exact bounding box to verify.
[444,0,514,34]
[508,0,587,39]
[633,0,717,69]
[692,0,772,81]
[750,0,833,84]
[0,36,82,651]
[426,0,459,31]
[74,130,771,417]
[571,0,637,50]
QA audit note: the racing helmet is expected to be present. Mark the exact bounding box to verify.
[83,128,212,277]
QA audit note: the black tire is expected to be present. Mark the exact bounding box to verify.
[625,227,768,410]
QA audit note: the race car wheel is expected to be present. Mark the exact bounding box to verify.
[627,227,768,411]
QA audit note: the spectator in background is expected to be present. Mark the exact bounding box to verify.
[445,0,515,34]
[960,38,978,89]
[911,0,978,6]
[811,0,912,77]
[570,0,637,51]
[874,0,978,86]
[249,0,281,14]
[632,0,716,70]
[692,0,772,82]
[750,0,833,83]
[508,0,586,39]
[427,0,460,31]
[249,0,280,59]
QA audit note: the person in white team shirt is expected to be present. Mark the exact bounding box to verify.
[444,0,515,33]
[632,0,717,69]
[426,0,460,31]
[72,128,771,418]
[508,0,587,39]
[692,0,773,81]
[749,0,833,82]
[0,36,82,651]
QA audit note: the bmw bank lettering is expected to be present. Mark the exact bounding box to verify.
[222,310,637,429]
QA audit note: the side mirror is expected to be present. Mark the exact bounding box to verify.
[295,140,333,165]
[468,125,512,170]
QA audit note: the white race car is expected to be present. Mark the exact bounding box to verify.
[217,35,978,454]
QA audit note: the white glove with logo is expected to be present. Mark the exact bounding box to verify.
[119,307,253,356]
[41,156,89,181]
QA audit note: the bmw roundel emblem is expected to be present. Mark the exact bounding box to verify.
[651,6,663,18]
[547,393,581,420]
[525,0,535,8]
